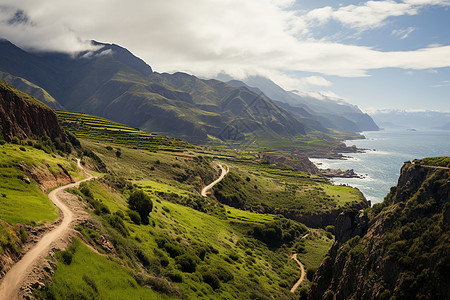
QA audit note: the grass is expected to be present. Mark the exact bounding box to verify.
[224,205,275,223]
[415,157,450,168]
[211,157,365,216]
[56,110,192,152]
[297,230,334,270]
[72,181,304,299]
[41,238,172,299]
[0,143,81,225]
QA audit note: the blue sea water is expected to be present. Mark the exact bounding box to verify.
[310,130,450,205]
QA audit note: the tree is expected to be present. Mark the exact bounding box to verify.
[128,190,153,224]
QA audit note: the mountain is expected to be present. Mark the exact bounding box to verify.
[0,71,63,109]
[0,40,307,144]
[309,157,450,300]
[227,75,379,132]
[370,110,450,130]
[0,80,66,142]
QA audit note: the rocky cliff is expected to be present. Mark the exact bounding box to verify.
[309,158,450,300]
[0,81,66,142]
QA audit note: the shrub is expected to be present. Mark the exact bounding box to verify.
[128,190,153,224]
[106,215,129,237]
[164,243,185,258]
[115,150,121,158]
[19,146,26,151]
[106,146,113,150]
[175,254,200,273]
[201,272,221,290]
[215,266,233,282]
[127,210,141,225]
[166,270,183,283]
[61,250,73,265]
[11,136,20,144]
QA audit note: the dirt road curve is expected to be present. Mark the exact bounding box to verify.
[0,159,95,300]
[201,164,229,197]
[290,253,306,293]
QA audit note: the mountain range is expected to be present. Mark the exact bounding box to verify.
[369,110,450,130]
[0,39,378,143]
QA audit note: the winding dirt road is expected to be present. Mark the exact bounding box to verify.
[201,164,229,197]
[0,159,95,300]
[290,253,306,293]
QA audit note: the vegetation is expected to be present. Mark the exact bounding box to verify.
[0,143,81,225]
[0,109,370,299]
[128,190,153,224]
[310,158,450,299]
[36,238,174,299]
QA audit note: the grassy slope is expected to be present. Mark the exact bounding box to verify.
[42,238,170,300]
[211,157,364,215]
[30,113,344,298]
[67,180,306,299]
[0,143,81,225]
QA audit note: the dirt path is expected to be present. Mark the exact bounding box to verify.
[421,165,450,170]
[290,253,306,293]
[0,159,95,300]
[201,164,229,197]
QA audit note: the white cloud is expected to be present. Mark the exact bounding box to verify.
[299,76,332,87]
[306,0,450,30]
[0,0,449,92]
[391,27,416,39]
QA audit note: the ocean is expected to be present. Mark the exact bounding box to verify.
[310,130,450,205]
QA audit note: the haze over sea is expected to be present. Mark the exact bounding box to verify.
[310,130,450,205]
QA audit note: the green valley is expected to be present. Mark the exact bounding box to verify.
[0,82,369,299]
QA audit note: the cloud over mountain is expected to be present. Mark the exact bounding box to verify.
[0,0,449,92]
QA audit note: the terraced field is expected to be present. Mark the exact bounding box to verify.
[56,111,193,151]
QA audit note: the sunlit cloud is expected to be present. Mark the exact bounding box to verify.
[0,0,449,91]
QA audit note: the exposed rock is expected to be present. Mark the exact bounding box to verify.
[0,80,66,142]
[17,161,73,192]
[320,168,362,178]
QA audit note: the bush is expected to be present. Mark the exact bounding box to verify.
[164,243,185,258]
[166,271,183,283]
[127,210,141,225]
[11,136,20,144]
[128,190,153,224]
[61,250,73,265]
[19,146,26,151]
[201,272,221,290]
[215,266,233,282]
[175,254,200,273]
[106,146,113,150]
[106,215,129,237]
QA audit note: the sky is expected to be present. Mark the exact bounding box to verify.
[0,0,449,112]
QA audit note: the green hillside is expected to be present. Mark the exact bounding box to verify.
[0,104,367,299]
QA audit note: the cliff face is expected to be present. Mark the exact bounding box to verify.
[309,158,450,300]
[0,81,65,142]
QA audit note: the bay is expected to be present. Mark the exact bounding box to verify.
[310,130,450,204]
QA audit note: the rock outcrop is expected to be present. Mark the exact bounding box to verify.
[0,80,66,142]
[320,168,361,178]
[261,153,320,175]
[309,158,450,300]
